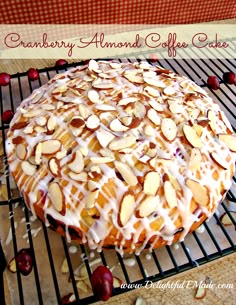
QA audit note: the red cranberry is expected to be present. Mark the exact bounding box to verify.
[0,72,10,86]
[2,110,14,124]
[223,71,236,85]
[90,265,113,301]
[149,53,158,63]
[207,75,220,90]
[56,59,68,67]
[27,68,39,81]
[15,248,33,276]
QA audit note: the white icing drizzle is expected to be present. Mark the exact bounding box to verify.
[5,60,236,255]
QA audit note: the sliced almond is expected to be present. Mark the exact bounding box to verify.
[164,181,178,209]
[163,86,175,96]
[23,109,42,118]
[143,171,160,195]
[88,59,101,73]
[113,276,122,288]
[109,135,136,151]
[90,156,114,164]
[96,129,115,148]
[8,257,17,273]
[21,161,37,176]
[124,73,144,84]
[88,90,102,104]
[47,115,57,133]
[161,118,177,142]
[149,99,164,112]
[79,104,90,119]
[35,142,42,165]
[135,296,147,305]
[40,139,61,155]
[147,108,160,125]
[144,125,155,137]
[144,77,166,88]
[16,144,27,160]
[118,97,138,106]
[85,189,99,209]
[49,157,61,176]
[188,148,202,171]
[95,104,116,111]
[35,116,47,126]
[12,121,29,131]
[69,117,85,129]
[220,211,236,226]
[61,258,69,274]
[144,86,160,97]
[218,134,236,152]
[114,161,138,186]
[118,191,136,226]
[219,111,233,132]
[136,195,160,218]
[48,181,65,215]
[195,286,207,300]
[68,171,88,182]
[110,118,129,132]
[186,178,210,206]
[86,114,100,130]
[68,150,84,174]
[210,152,229,170]
[207,110,216,132]
[183,124,202,148]
[92,79,113,89]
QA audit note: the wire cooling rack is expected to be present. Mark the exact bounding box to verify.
[0,57,235,305]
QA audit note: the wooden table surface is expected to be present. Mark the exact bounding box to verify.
[1,50,236,305]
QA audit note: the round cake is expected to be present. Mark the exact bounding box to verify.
[6,60,236,255]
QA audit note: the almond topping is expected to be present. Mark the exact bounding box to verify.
[136,195,160,218]
[85,189,99,209]
[143,171,161,195]
[210,152,229,170]
[164,181,177,209]
[48,182,65,215]
[161,118,177,142]
[186,178,210,206]
[49,157,61,176]
[147,108,161,125]
[144,86,160,97]
[207,110,216,132]
[79,104,90,119]
[90,156,115,164]
[21,161,37,176]
[68,150,84,174]
[118,191,135,226]
[110,118,129,132]
[92,79,113,89]
[109,135,136,151]
[68,171,88,181]
[218,134,236,152]
[35,116,47,126]
[114,161,138,186]
[16,144,27,160]
[183,124,202,148]
[96,129,115,148]
[47,115,57,132]
[23,109,42,118]
[163,86,175,96]
[69,117,85,129]
[41,139,61,154]
[86,114,100,130]
[88,90,102,104]
[143,77,166,88]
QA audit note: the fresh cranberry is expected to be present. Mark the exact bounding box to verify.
[0,72,10,86]
[56,59,68,67]
[90,265,113,301]
[223,71,236,85]
[2,110,14,124]
[15,248,33,276]
[27,68,39,81]
[207,75,220,90]
[149,53,158,63]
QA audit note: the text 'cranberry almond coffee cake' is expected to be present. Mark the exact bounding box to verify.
[6,60,236,255]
